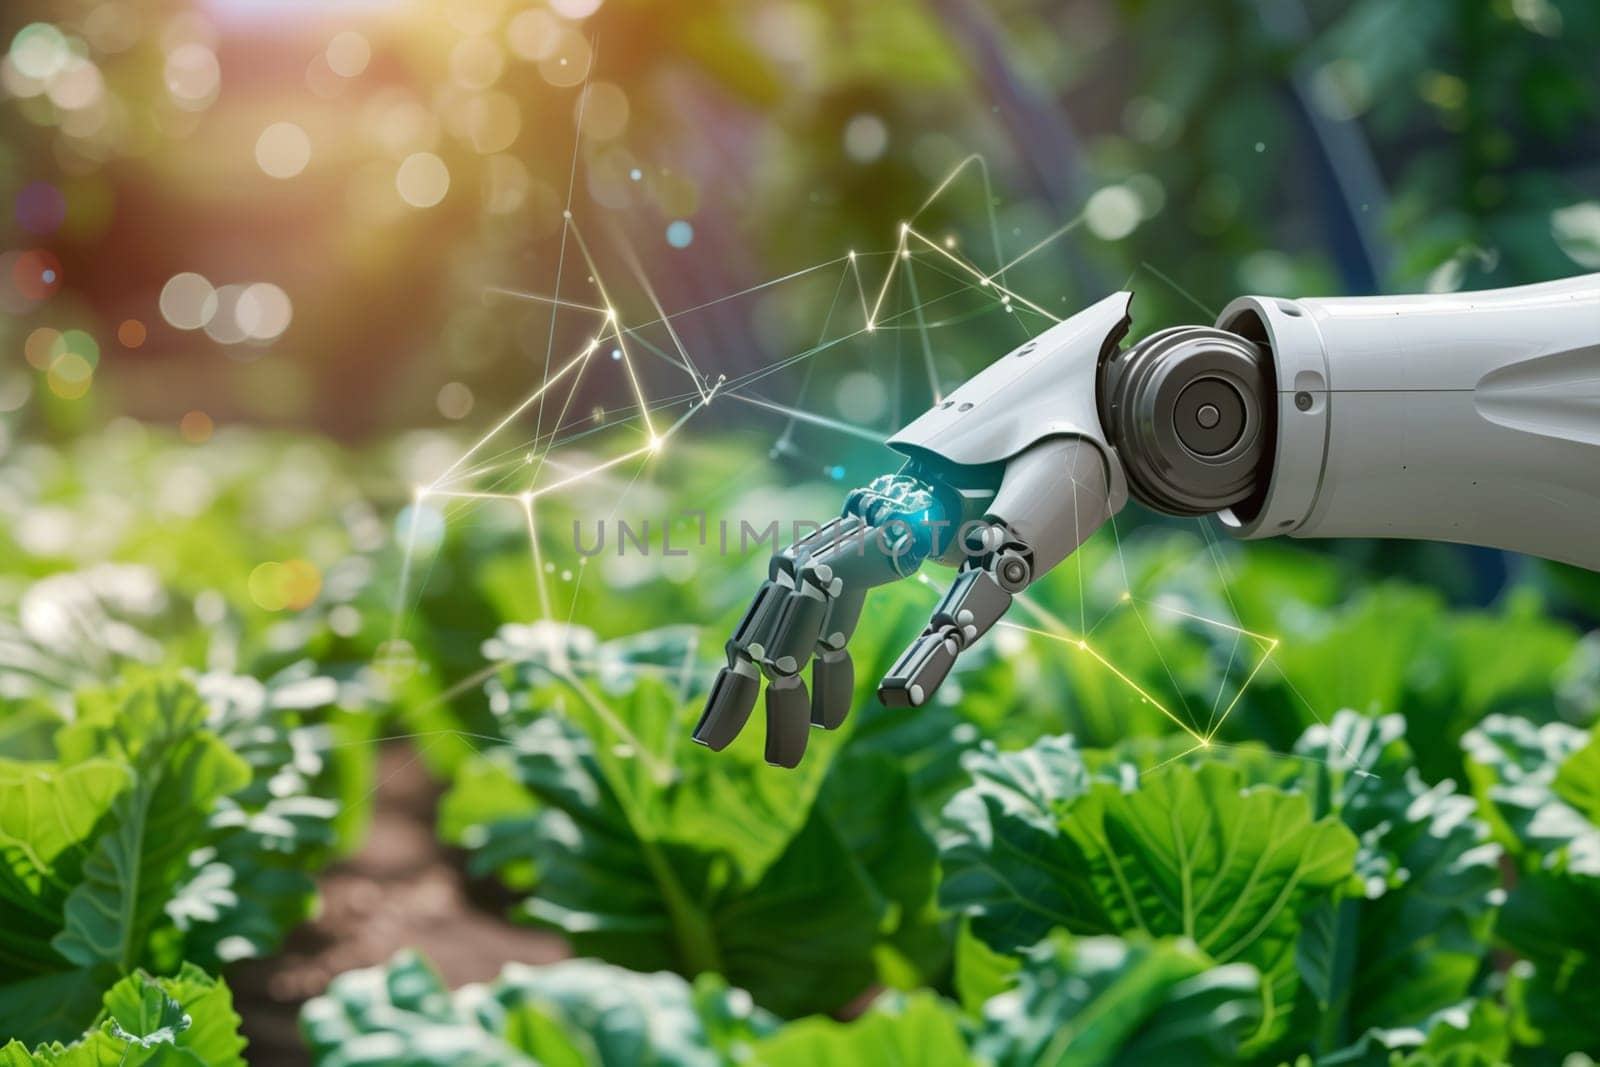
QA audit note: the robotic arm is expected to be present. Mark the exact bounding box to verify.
[694,273,1600,767]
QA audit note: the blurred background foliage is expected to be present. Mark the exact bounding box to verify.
[1,0,1596,444]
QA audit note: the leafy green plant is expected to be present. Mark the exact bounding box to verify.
[1282,713,1502,1051]
[969,934,1262,1065]
[301,948,774,1067]
[1463,715,1600,1052]
[0,671,352,1044]
[940,736,1357,1048]
[301,938,1262,1067]
[0,964,246,1067]
[438,660,944,1017]
[936,709,1521,1061]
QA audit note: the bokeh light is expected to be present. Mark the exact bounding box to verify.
[13,250,63,300]
[56,329,100,370]
[507,9,560,61]
[48,56,104,111]
[47,352,93,399]
[835,370,887,423]
[83,4,141,54]
[236,282,294,342]
[164,42,221,110]
[395,501,445,555]
[436,381,474,419]
[160,272,217,330]
[248,559,322,612]
[666,219,694,248]
[396,152,450,207]
[551,0,604,18]
[9,23,70,80]
[1085,184,1142,240]
[24,327,60,370]
[179,409,214,443]
[538,31,591,87]
[844,113,889,163]
[325,31,371,78]
[256,122,312,179]
[204,284,250,344]
[117,319,147,349]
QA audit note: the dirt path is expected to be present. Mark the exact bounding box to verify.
[228,742,568,1064]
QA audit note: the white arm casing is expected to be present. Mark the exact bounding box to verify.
[1216,274,1600,570]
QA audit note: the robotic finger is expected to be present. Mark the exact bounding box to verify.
[693,478,948,765]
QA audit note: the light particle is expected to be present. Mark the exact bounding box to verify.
[256,122,312,179]
[326,31,371,78]
[160,272,218,330]
[180,409,214,443]
[396,152,450,208]
[1084,184,1142,241]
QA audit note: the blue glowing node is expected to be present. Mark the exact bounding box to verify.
[629,168,642,181]
[828,465,845,480]
[395,503,446,554]
[610,348,622,361]
[42,270,56,283]
[666,220,693,248]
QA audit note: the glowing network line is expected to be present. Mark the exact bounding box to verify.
[390,124,1328,772]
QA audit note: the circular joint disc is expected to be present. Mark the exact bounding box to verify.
[1098,325,1270,515]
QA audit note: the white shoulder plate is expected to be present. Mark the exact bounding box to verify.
[888,291,1132,502]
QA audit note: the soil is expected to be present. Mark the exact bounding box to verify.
[227,742,569,1065]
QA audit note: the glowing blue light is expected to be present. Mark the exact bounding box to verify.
[611,348,622,361]
[42,270,56,283]
[666,220,693,248]
[828,465,845,480]
[629,168,642,181]
[395,502,446,554]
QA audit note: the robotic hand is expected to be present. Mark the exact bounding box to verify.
[694,273,1600,767]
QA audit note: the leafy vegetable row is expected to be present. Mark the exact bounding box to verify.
[422,636,1600,1064]
[0,670,358,1049]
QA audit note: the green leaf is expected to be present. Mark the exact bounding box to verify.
[0,760,132,973]
[1499,875,1600,1051]
[937,736,1099,952]
[113,963,247,1066]
[1463,714,1600,1051]
[941,747,1357,1042]
[103,975,191,1050]
[442,674,931,1015]
[1065,764,1356,1029]
[1553,725,1600,825]
[1317,999,1510,1067]
[816,752,947,984]
[1289,712,1501,1046]
[51,679,250,974]
[952,918,1018,1016]
[1461,714,1599,868]
[0,963,246,1066]
[166,666,345,968]
[0,971,113,1051]
[751,990,971,1066]
[301,949,775,1067]
[0,699,62,761]
[971,934,1262,1066]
